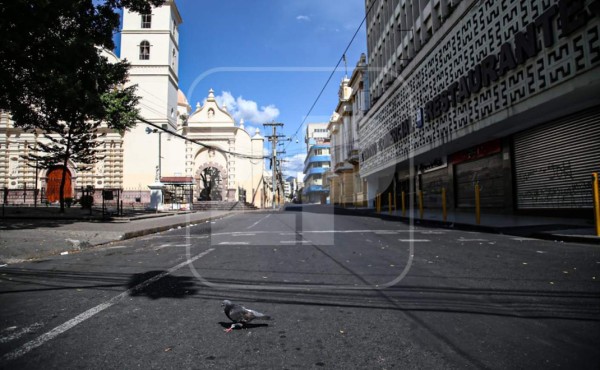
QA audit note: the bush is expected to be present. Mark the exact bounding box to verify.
[80,195,94,209]
[65,197,73,207]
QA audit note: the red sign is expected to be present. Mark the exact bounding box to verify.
[449,139,502,164]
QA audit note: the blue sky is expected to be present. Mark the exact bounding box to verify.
[130,0,367,176]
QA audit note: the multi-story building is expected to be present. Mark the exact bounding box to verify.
[283,177,293,200]
[360,0,600,217]
[328,54,370,206]
[294,172,304,203]
[303,123,331,204]
[304,124,329,152]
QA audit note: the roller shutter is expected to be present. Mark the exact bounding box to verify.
[455,154,505,208]
[421,168,448,209]
[513,106,600,209]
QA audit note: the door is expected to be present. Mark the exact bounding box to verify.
[46,167,72,203]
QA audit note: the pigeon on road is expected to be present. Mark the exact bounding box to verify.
[221,300,272,332]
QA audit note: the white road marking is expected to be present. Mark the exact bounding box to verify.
[216,230,417,236]
[457,238,488,242]
[246,214,271,229]
[2,248,215,362]
[280,240,311,244]
[154,244,191,250]
[399,239,430,242]
[153,243,172,250]
[218,242,249,245]
[103,245,127,250]
[232,233,256,237]
[0,323,44,344]
[512,237,538,241]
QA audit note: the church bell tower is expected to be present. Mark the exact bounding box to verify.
[119,0,182,189]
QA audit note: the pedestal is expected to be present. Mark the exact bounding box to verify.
[227,188,237,201]
[148,182,165,211]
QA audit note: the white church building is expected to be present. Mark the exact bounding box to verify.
[0,0,269,209]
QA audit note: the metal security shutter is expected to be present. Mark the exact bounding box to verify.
[421,168,448,209]
[455,154,504,208]
[513,106,600,209]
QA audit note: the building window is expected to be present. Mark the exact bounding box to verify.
[139,41,150,60]
[141,13,152,28]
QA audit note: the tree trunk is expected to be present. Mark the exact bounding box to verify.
[59,157,68,213]
[59,126,73,213]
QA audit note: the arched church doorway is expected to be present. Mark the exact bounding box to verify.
[197,167,224,201]
[46,166,72,203]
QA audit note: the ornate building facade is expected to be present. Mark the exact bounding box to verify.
[0,0,268,208]
[327,54,369,207]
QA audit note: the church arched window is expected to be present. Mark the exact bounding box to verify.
[141,13,152,28]
[139,41,150,60]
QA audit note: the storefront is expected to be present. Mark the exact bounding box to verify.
[359,1,600,217]
[419,159,449,209]
[450,140,506,209]
[513,106,600,212]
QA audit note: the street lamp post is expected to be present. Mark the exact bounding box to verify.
[146,127,162,182]
[145,125,167,212]
[158,131,162,181]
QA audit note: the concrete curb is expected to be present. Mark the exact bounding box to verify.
[531,232,600,245]
[330,206,600,245]
[120,213,233,240]
[0,212,236,263]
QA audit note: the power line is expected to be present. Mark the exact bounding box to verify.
[264,122,284,209]
[136,116,268,160]
[284,1,375,152]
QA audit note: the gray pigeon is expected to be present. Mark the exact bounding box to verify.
[221,300,272,332]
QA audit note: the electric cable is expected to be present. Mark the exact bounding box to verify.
[283,0,375,152]
[137,115,268,160]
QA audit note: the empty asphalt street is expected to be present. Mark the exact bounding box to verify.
[1,206,599,369]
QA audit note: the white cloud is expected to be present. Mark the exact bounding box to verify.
[236,98,280,124]
[214,91,236,111]
[296,15,311,22]
[211,91,280,124]
[282,153,306,176]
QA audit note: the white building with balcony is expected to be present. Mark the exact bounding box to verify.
[302,123,330,204]
[327,54,369,206]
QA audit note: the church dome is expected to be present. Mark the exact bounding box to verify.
[177,89,190,107]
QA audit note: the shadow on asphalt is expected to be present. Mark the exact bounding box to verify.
[0,206,162,230]
[1,266,598,322]
[128,270,198,299]
[217,322,269,331]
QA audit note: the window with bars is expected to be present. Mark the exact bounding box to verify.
[141,13,152,28]
[139,41,150,60]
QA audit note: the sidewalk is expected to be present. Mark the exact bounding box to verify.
[352,206,600,245]
[0,206,234,263]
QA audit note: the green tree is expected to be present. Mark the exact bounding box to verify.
[0,0,165,212]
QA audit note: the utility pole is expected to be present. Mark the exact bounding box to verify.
[263,122,284,209]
